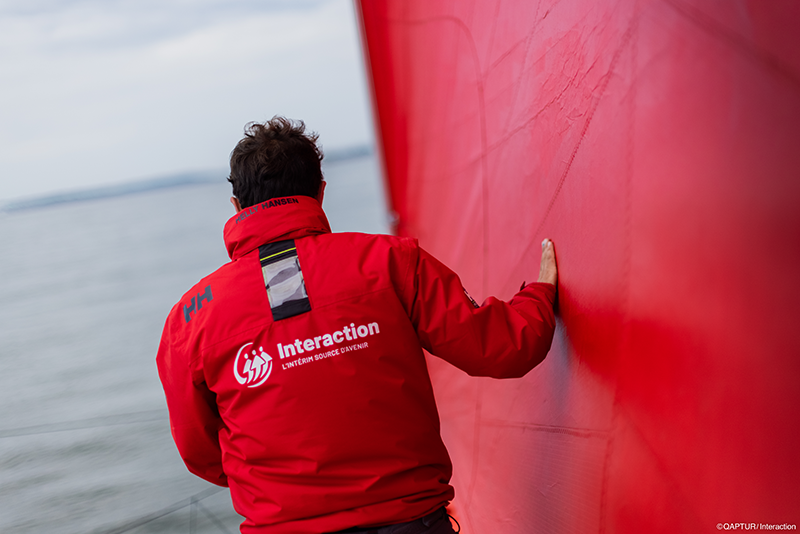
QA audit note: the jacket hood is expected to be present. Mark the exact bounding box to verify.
[223,196,332,260]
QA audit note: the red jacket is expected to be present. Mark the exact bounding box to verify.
[157,196,556,533]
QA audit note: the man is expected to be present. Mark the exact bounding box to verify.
[157,117,558,533]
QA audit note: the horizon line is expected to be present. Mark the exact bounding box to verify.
[1,144,373,213]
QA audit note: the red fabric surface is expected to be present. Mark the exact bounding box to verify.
[357,0,800,531]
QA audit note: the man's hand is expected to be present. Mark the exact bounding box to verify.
[537,238,558,286]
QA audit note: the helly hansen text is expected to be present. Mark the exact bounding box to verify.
[234,197,300,224]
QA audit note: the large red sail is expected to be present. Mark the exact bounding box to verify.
[357,1,800,532]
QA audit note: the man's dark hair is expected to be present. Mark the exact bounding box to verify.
[228,117,324,208]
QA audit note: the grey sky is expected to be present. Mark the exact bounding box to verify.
[0,0,373,200]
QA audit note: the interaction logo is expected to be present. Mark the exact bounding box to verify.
[233,343,273,388]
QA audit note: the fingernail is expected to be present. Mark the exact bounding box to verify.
[541,239,548,248]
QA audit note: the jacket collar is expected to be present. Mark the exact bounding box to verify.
[223,196,331,260]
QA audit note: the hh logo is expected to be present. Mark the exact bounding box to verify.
[233,343,273,388]
[184,285,213,323]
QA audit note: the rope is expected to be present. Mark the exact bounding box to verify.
[100,486,226,534]
[0,409,238,531]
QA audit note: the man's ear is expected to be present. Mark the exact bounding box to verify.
[230,197,242,213]
[316,181,326,206]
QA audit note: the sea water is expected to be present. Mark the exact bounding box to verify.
[0,155,388,533]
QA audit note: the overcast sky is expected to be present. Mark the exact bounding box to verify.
[0,0,374,201]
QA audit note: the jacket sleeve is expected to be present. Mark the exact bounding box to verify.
[156,333,228,487]
[408,244,557,378]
